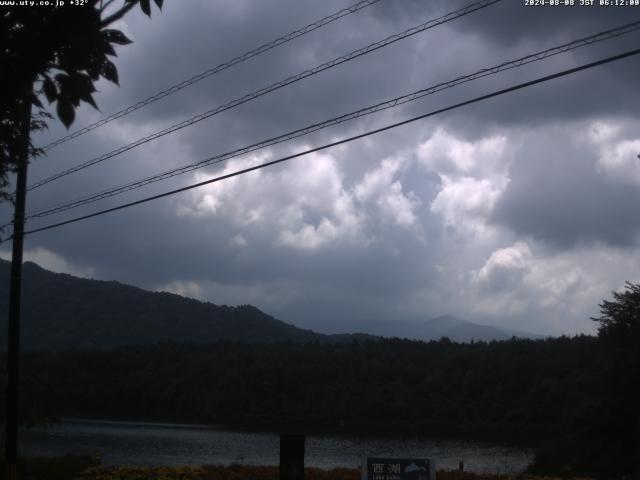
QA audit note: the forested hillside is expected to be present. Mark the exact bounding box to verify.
[0,260,349,348]
[0,259,531,348]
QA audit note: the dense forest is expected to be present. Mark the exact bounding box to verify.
[0,261,636,476]
[15,336,600,444]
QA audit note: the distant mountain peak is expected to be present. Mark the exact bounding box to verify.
[427,314,466,327]
[296,312,541,343]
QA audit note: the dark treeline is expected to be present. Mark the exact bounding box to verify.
[16,335,600,444]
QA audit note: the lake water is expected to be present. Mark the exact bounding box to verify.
[21,419,533,474]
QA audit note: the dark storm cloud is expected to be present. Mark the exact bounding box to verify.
[99,0,400,125]
[7,0,639,336]
[455,2,636,47]
[23,0,437,185]
[425,58,640,143]
[27,186,436,299]
[32,0,640,156]
[34,0,640,184]
[491,123,640,247]
[401,30,640,140]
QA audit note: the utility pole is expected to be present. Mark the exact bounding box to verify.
[4,94,32,480]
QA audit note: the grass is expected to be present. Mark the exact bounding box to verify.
[2,456,594,480]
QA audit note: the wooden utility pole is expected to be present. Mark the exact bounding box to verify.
[4,94,32,480]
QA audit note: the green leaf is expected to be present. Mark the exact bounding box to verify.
[42,77,57,103]
[101,59,119,85]
[103,29,132,45]
[140,0,151,17]
[153,0,163,9]
[56,100,75,128]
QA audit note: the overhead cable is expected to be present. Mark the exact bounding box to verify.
[16,46,640,240]
[28,0,501,191]
[39,0,385,152]
[23,20,640,221]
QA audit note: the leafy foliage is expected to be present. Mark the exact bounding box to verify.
[3,462,586,480]
[588,282,640,476]
[530,283,640,477]
[593,281,640,344]
[4,454,99,480]
[79,465,205,480]
[0,0,162,204]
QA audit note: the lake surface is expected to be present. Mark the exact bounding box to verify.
[21,419,533,474]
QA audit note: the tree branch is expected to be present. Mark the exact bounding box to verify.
[100,0,118,13]
[100,1,137,27]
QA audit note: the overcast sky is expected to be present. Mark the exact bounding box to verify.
[3,0,640,336]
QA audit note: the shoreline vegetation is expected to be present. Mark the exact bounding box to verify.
[4,455,590,480]
[13,336,598,446]
[4,283,638,477]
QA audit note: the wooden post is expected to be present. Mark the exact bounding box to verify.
[4,93,32,480]
[280,433,305,480]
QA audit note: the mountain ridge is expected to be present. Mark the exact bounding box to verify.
[299,313,542,343]
[0,259,540,349]
[0,260,340,349]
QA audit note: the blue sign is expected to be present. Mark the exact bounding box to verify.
[364,458,434,480]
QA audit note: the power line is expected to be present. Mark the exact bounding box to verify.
[17,47,640,240]
[27,0,501,191]
[22,20,640,221]
[39,0,385,152]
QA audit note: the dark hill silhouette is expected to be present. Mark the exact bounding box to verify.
[0,259,537,350]
[0,259,372,350]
